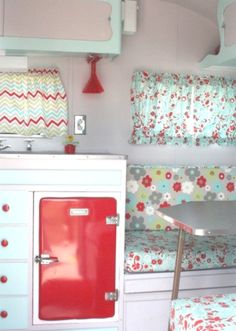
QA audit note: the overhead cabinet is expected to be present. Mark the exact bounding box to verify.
[0,0,121,56]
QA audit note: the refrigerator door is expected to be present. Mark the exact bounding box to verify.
[38,197,117,320]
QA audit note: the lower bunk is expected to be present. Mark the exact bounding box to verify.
[123,230,236,331]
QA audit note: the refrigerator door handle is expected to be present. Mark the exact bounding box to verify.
[35,254,59,265]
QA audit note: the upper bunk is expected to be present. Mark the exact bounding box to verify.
[200,0,236,67]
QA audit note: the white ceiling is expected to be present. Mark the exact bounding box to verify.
[162,0,218,25]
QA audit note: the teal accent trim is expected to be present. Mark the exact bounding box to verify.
[200,0,236,67]
[0,0,121,56]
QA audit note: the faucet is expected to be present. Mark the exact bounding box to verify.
[24,139,34,152]
[0,139,11,151]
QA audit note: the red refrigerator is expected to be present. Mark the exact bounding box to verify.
[36,197,118,321]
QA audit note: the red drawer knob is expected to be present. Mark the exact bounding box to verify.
[2,204,10,212]
[0,311,8,318]
[0,276,7,283]
[1,240,8,247]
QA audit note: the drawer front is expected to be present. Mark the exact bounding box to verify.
[0,297,28,329]
[0,263,28,295]
[0,191,30,224]
[0,227,28,259]
[0,169,122,186]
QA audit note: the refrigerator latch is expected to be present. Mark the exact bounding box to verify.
[106,215,120,225]
[105,290,119,301]
[35,254,59,265]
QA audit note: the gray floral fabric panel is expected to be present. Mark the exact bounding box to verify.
[126,165,236,230]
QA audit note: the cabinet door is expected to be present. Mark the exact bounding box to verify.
[38,197,117,320]
[4,0,112,41]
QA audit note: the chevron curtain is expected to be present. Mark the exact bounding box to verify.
[0,68,68,137]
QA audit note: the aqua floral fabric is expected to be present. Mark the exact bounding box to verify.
[170,293,236,331]
[129,71,236,146]
[124,230,236,273]
[126,165,236,231]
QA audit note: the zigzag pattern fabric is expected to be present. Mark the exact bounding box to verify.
[0,68,68,137]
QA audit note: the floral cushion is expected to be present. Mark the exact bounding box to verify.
[170,293,236,331]
[126,165,236,231]
[124,230,236,273]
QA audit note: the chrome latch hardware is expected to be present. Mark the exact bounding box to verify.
[35,254,59,265]
[106,215,119,225]
[105,290,119,301]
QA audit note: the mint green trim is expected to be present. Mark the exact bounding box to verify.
[200,0,236,67]
[0,0,121,56]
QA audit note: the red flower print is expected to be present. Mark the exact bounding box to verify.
[165,226,172,231]
[125,213,131,220]
[142,175,152,188]
[136,202,145,212]
[165,172,172,179]
[160,201,171,208]
[132,263,140,270]
[157,259,163,265]
[219,172,225,180]
[173,182,182,192]
[227,182,235,192]
[197,175,207,188]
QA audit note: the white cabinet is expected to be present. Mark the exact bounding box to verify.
[0,0,121,56]
[0,153,127,331]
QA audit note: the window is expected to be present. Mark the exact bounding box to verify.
[0,68,68,137]
[129,71,236,146]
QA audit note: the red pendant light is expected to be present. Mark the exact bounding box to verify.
[83,55,104,94]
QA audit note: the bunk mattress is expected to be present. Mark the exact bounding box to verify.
[124,230,236,273]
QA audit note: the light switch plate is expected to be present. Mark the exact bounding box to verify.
[74,115,86,135]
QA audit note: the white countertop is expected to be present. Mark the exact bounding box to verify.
[0,152,127,170]
[0,152,127,160]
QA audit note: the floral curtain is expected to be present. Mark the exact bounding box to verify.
[129,71,236,146]
[0,68,68,137]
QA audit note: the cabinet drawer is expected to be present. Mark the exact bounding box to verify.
[0,191,30,224]
[0,297,28,330]
[0,263,28,295]
[0,227,28,259]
